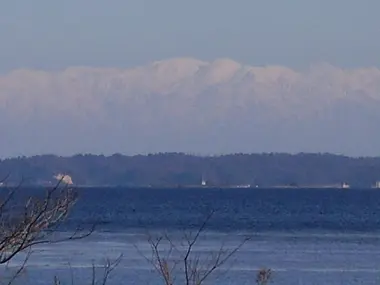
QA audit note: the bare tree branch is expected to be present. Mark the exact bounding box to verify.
[53,254,123,285]
[0,177,94,266]
[1,246,32,285]
[256,268,272,285]
[137,210,251,285]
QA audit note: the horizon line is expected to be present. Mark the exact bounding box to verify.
[1,151,378,160]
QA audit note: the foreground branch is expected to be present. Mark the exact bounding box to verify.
[0,177,94,283]
[137,210,251,285]
[53,254,123,285]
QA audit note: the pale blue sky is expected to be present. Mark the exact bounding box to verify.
[0,0,379,72]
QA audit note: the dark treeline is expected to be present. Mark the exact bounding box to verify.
[0,153,380,187]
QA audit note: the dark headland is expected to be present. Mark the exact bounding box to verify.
[0,153,380,189]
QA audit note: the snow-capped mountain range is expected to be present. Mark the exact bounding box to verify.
[1,57,380,157]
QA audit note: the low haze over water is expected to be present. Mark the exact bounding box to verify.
[4,187,380,285]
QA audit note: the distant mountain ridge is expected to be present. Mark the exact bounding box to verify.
[0,153,380,188]
[1,57,380,156]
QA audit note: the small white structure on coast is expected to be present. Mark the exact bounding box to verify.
[341,182,350,189]
[54,174,73,185]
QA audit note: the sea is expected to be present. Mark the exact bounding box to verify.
[3,187,380,285]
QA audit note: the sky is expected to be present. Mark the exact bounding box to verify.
[1,0,380,157]
[1,0,380,72]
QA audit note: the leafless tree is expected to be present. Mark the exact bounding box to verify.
[0,175,94,283]
[53,254,123,285]
[136,210,252,285]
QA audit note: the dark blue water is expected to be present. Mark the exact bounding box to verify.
[4,187,380,285]
[65,187,380,233]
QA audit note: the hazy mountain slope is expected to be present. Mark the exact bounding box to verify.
[1,58,380,157]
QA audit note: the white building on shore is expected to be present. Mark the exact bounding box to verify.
[54,174,73,185]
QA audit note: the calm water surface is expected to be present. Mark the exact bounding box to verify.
[3,187,380,285]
